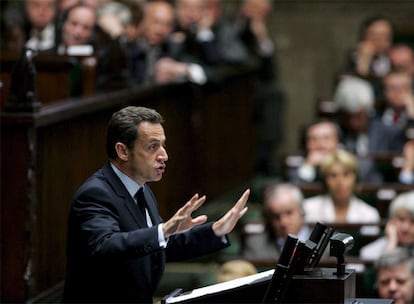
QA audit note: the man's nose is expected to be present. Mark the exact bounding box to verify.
[388,279,398,291]
[160,147,168,161]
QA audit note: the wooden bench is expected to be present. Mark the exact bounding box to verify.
[1,52,97,111]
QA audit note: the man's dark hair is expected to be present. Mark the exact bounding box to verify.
[106,106,164,159]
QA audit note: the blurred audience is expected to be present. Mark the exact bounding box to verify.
[399,140,414,184]
[53,3,128,92]
[55,4,96,53]
[334,75,405,155]
[123,0,216,86]
[58,0,81,13]
[380,69,414,132]
[389,44,414,79]
[215,259,258,283]
[343,15,394,103]
[287,119,382,184]
[24,0,58,51]
[360,191,414,261]
[288,119,339,183]
[95,0,132,40]
[242,183,310,260]
[303,149,380,224]
[375,247,414,304]
[234,0,286,176]
[165,0,248,84]
[344,15,393,79]
[1,4,27,53]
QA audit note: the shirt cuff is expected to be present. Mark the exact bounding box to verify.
[187,64,207,85]
[158,224,168,248]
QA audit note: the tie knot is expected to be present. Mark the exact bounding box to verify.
[135,187,145,201]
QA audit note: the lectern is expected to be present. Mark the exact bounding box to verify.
[162,267,356,304]
[163,223,362,303]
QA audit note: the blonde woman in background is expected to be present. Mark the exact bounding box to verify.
[303,149,380,224]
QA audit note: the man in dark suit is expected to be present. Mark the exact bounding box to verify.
[62,106,250,303]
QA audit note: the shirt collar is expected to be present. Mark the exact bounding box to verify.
[110,162,142,198]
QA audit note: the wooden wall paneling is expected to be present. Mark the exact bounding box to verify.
[1,122,34,302]
[196,73,256,198]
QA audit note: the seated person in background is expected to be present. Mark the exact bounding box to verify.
[54,4,96,54]
[343,15,393,100]
[55,4,128,92]
[399,139,414,184]
[303,149,380,224]
[215,259,258,283]
[334,75,406,155]
[57,0,81,15]
[242,183,311,260]
[375,247,414,304]
[95,0,132,40]
[0,4,26,53]
[389,44,414,80]
[287,119,382,184]
[380,68,414,131]
[234,0,286,176]
[123,1,176,85]
[24,0,58,51]
[288,119,340,183]
[162,0,248,85]
[127,1,209,86]
[360,191,414,261]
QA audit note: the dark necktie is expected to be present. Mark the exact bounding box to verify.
[135,188,149,225]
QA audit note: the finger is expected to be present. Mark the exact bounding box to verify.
[233,189,250,210]
[179,194,206,217]
[190,195,206,212]
[181,193,199,209]
[239,206,248,218]
[192,215,208,226]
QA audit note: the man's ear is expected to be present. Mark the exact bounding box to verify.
[115,142,129,161]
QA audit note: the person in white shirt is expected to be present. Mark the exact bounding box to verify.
[303,149,380,224]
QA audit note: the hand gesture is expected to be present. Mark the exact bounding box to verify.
[212,189,250,237]
[384,220,398,251]
[162,194,208,238]
[306,150,327,166]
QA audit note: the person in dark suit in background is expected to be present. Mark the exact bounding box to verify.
[375,247,414,304]
[242,183,310,260]
[234,0,286,176]
[287,119,383,184]
[333,75,405,155]
[62,106,250,303]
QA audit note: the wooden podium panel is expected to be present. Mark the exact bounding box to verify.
[285,268,355,303]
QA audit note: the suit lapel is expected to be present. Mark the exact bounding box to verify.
[102,163,148,228]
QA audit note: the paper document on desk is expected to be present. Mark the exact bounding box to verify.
[164,269,274,303]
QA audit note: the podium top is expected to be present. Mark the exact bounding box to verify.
[162,269,274,303]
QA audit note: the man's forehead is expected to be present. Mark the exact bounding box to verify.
[138,122,165,137]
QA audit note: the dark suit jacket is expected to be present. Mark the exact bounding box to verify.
[62,163,229,303]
